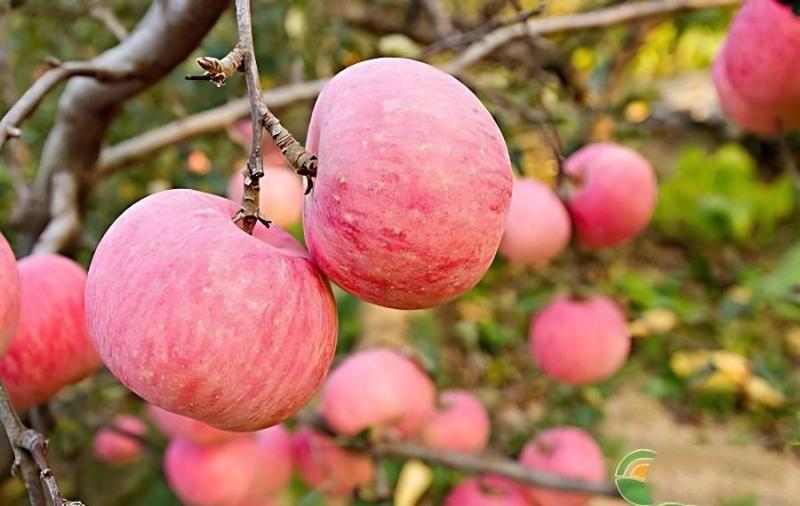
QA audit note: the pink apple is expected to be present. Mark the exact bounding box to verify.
[164,436,261,506]
[529,296,630,385]
[713,0,800,134]
[420,389,490,453]
[231,119,289,168]
[444,476,529,506]
[518,426,606,506]
[499,179,571,266]
[319,348,435,438]
[304,57,513,309]
[0,232,19,356]
[0,255,99,410]
[227,166,304,229]
[563,143,657,248]
[248,424,294,497]
[93,415,147,465]
[86,189,337,431]
[292,427,374,497]
[147,404,238,446]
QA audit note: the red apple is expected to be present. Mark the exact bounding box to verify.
[713,0,800,133]
[563,143,657,248]
[0,232,19,356]
[248,424,294,498]
[319,348,435,438]
[444,476,529,506]
[93,415,147,465]
[164,436,261,506]
[518,426,606,506]
[86,189,337,431]
[420,389,490,453]
[292,427,374,497]
[227,166,304,229]
[500,178,571,266]
[147,404,238,446]
[304,57,513,309]
[529,296,630,385]
[0,255,99,410]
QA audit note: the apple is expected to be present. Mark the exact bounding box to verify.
[444,476,529,506]
[86,189,338,431]
[227,166,304,229]
[230,118,289,168]
[713,0,800,133]
[249,424,294,498]
[563,143,657,248]
[292,427,374,497]
[518,426,606,506]
[147,404,238,446]
[0,232,19,356]
[319,348,435,438]
[304,57,513,309]
[164,436,261,506]
[420,389,490,453]
[499,178,571,266]
[529,296,630,385]
[93,415,147,465]
[0,254,99,410]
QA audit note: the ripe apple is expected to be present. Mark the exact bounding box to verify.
[304,57,513,309]
[529,296,630,385]
[227,166,304,229]
[164,436,261,506]
[518,426,606,506]
[499,178,571,266]
[420,389,490,453]
[249,424,294,497]
[292,427,374,497]
[444,476,529,506]
[86,189,338,431]
[319,348,435,438]
[147,404,238,446]
[563,143,657,248]
[713,0,800,133]
[0,255,99,410]
[0,232,19,356]
[93,415,147,465]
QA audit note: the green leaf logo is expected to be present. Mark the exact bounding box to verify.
[614,449,687,506]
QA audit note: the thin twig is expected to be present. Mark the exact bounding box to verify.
[0,381,83,506]
[88,1,129,41]
[0,60,135,149]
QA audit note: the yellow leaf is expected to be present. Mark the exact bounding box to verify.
[710,351,750,386]
[745,376,785,408]
[670,351,709,378]
[786,328,800,359]
[394,460,433,506]
[642,308,678,334]
[378,34,421,58]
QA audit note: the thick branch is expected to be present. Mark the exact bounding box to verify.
[0,381,82,506]
[0,61,134,149]
[443,0,739,75]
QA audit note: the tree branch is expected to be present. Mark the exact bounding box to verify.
[0,381,83,506]
[88,1,129,41]
[442,0,739,75]
[0,61,135,150]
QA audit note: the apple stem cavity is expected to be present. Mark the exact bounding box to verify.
[0,381,84,506]
[190,0,318,235]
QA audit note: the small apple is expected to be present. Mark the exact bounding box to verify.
[147,404,238,446]
[292,427,374,497]
[420,389,490,453]
[0,232,19,356]
[93,415,147,465]
[444,475,529,506]
[227,166,304,229]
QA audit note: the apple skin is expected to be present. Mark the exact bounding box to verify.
[227,166,304,229]
[164,436,261,506]
[0,255,99,411]
[444,476,529,506]
[86,189,337,431]
[292,427,374,497]
[319,348,435,438]
[93,415,147,465]
[713,0,800,133]
[518,426,606,506]
[563,143,657,248]
[420,389,490,453]
[0,232,19,356]
[304,57,513,309]
[529,296,630,386]
[499,179,571,266]
[147,404,238,446]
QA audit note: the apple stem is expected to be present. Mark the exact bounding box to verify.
[191,0,318,234]
[0,381,83,506]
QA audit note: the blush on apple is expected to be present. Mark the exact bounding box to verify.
[420,389,490,453]
[93,415,147,465]
[0,232,19,356]
[304,57,513,309]
[86,189,338,431]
